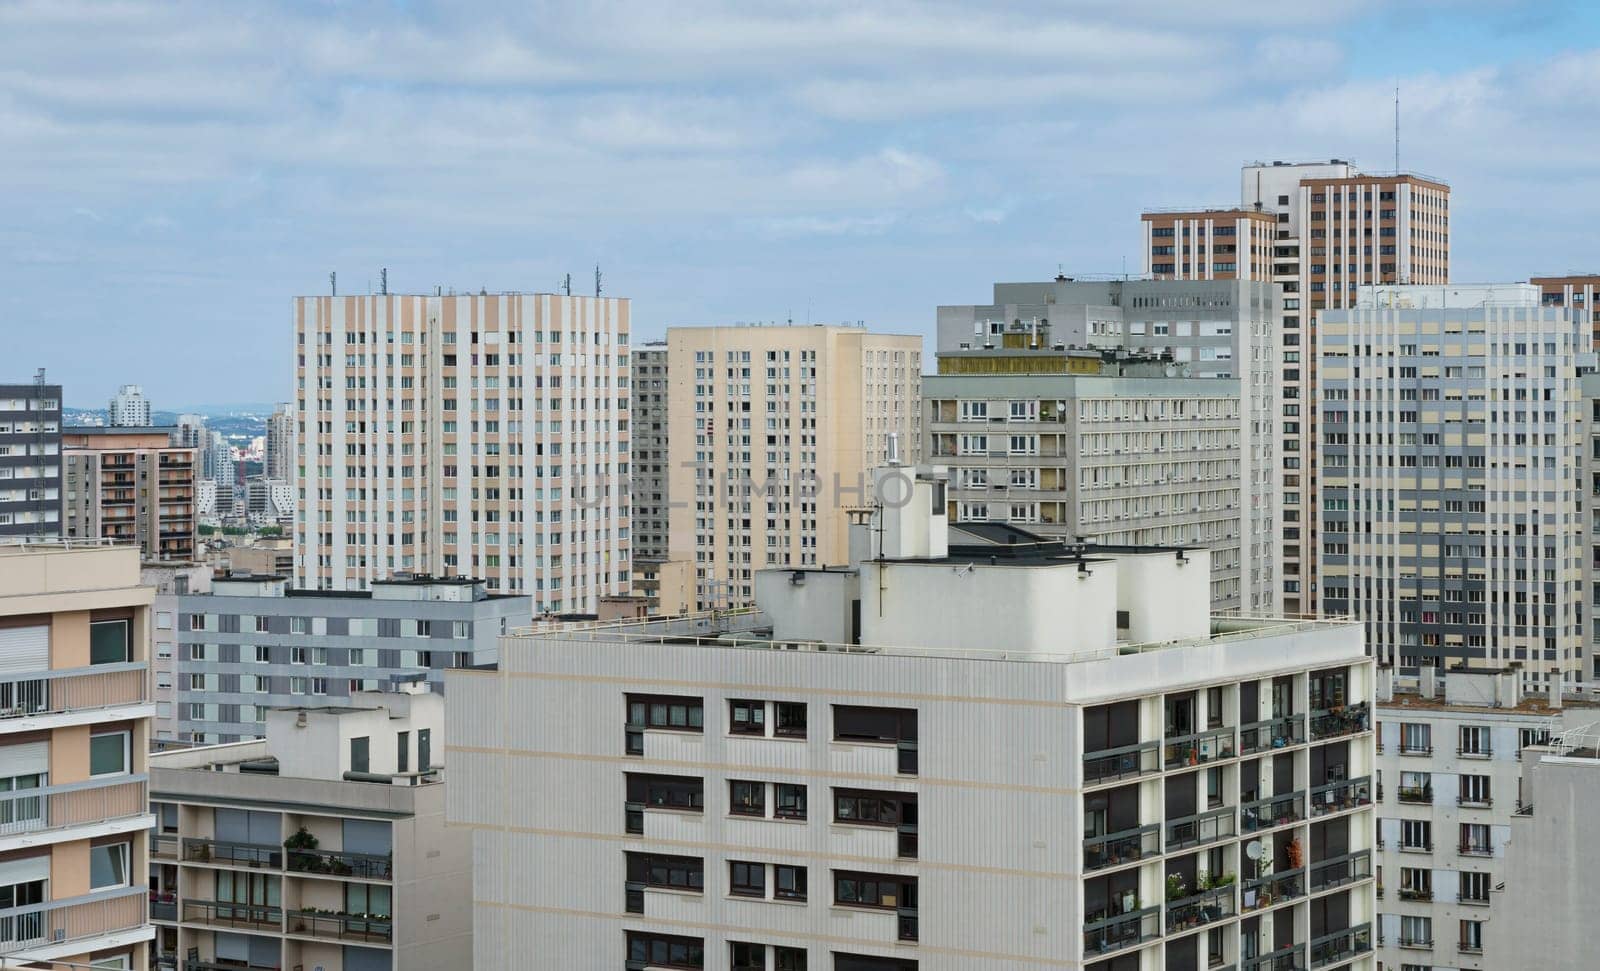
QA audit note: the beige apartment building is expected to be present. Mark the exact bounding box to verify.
[62,427,198,562]
[0,540,157,968]
[293,293,631,615]
[1143,160,1451,615]
[664,325,921,609]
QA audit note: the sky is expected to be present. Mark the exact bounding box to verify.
[5,0,1600,407]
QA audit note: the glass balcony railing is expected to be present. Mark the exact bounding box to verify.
[1164,726,1238,769]
[1241,867,1305,912]
[1240,714,1307,754]
[1166,806,1236,851]
[1309,703,1369,740]
[1083,740,1160,785]
[1309,776,1372,818]
[1084,824,1160,872]
[1308,850,1371,893]
[1241,791,1304,832]
[1083,906,1160,957]
[1310,922,1373,968]
[1166,885,1236,933]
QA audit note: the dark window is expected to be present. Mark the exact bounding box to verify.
[730,699,766,735]
[775,784,808,820]
[833,706,916,743]
[775,864,808,901]
[418,728,431,771]
[628,693,705,732]
[731,942,766,971]
[729,861,766,897]
[833,870,916,911]
[775,702,808,738]
[834,956,914,971]
[350,736,370,774]
[833,789,915,827]
[397,731,409,774]
[627,852,704,891]
[730,780,765,817]
[627,773,705,812]
[626,930,704,969]
[89,619,131,665]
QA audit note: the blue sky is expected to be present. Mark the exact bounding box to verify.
[5,0,1600,406]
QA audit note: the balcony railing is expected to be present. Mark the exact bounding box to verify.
[1310,922,1373,968]
[1083,906,1160,957]
[1083,740,1160,785]
[1241,867,1305,912]
[1084,824,1160,872]
[1398,743,1432,757]
[1309,849,1371,893]
[184,961,281,971]
[1164,726,1238,769]
[287,846,393,881]
[1457,793,1493,809]
[1309,776,1372,818]
[1398,886,1432,901]
[0,774,148,838]
[1397,785,1432,804]
[1166,806,1236,851]
[149,890,177,922]
[1456,746,1493,760]
[0,886,147,955]
[0,661,148,720]
[1240,714,1306,755]
[286,908,393,944]
[1309,703,1369,740]
[181,899,282,931]
[1166,885,1236,933]
[1458,842,1493,857]
[182,837,282,869]
[1241,791,1304,832]
[1242,942,1306,971]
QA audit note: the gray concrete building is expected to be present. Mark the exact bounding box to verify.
[173,574,529,744]
[0,376,63,537]
[631,341,670,562]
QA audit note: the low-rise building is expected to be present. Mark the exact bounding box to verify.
[149,683,472,971]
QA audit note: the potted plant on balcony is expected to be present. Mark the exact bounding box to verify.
[285,827,319,872]
[1286,837,1304,871]
[1166,874,1187,903]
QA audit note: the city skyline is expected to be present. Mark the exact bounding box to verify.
[8,0,1600,403]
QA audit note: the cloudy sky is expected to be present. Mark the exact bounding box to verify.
[5,0,1598,406]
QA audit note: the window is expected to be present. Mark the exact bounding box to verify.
[730,943,765,971]
[1519,726,1551,755]
[1458,725,1491,757]
[628,694,704,732]
[834,789,915,827]
[774,702,808,738]
[418,728,431,770]
[1399,770,1431,802]
[775,784,807,820]
[833,870,915,915]
[1460,919,1483,952]
[1459,774,1491,806]
[626,931,704,969]
[89,619,130,665]
[89,732,129,777]
[627,773,704,812]
[730,780,766,817]
[774,947,806,971]
[1401,818,1431,851]
[1400,915,1433,947]
[729,699,765,735]
[254,645,271,663]
[775,864,807,901]
[729,861,766,897]
[833,705,917,773]
[88,842,130,890]
[397,731,409,774]
[1459,822,1490,855]
[1401,722,1432,754]
[290,646,306,665]
[350,736,370,774]
[311,678,327,695]
[1399,866,1431,900]
[1459,870,1490,903]
[627,852,704,892]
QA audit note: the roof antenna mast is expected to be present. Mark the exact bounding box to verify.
[1394,85,1400,173]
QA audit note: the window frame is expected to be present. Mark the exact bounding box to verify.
[729,780,766,817]
[88,730,131,778]
[729,860,766,898]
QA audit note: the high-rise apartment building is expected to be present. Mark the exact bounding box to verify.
[172,573,527,743]
[1317,285,1589,685]
[937,277,1278,612]
[448,466,1376,971]
[293,292,631,613]
[0,540,156,967]
[265,402,293,482]
[172,414,207,454]
[62,426,198,562]
[149,683,473,971]
[664,324,921,608]
[1530,273,1600,336]
[1144,160,1452,614]
[0,377,63,538]
[108,384,151,427]
[631,342,670,560]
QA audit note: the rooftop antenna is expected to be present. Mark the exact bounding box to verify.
[562,273,572,297]
[329,271,337,296]
[1394,85,1400,173]
[594,265,602,298]
[380,268,388,296]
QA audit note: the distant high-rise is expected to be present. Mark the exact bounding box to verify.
[0,375,63,538]
[265,401,293,481]
[294,292,631,611]
[664,324,922,609]
[630,342,669,560]
[108,383,151,426]
[62,425,199,561]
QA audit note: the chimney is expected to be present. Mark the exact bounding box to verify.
[1419,666,1439,700]
[1375,667,1394,704]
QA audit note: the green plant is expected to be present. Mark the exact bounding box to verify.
[1197,869,1212,891]
[1166,873,1188,902]
[1214,872,1236,887]
[284,827,319,851]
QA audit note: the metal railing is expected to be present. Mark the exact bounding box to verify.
[1166,885,1236,932]
[286,908,393,944]
[1084,824,1160,871]
[1309,850,1370,893]
[287,846,393,880]
[1240,714,1306,754]
[0,661,148,719]
[1310,923,1372,968]
[1083,906,1160,957]
[180,899,282,930]
[1164,725,1237,769]
[149,890,177,922]
[1083,740,1160,785]
[1166,806,1236,851]
[1398,886,1432,901]
[0,886,147,954]
[1309,703,1370,740]
[182,837,281,869]
[1309,776,1372,817]
[1397,785,1432,804]
[0,775,148,837]
[152,833,179,859]
[1242,867,1305,912]
[1242,942,1306,971]
[1242,791,1304,831]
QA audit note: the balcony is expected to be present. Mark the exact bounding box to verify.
[1308,850,1370,893]
[149,890,176,922]
[1457,842,1493,858]
[1308,703,1369,741]
[1456,746,1492,760]
[1166,806,1236,851]
[1309,923,1372,969]
[1164,726,1238,770]
[1397,935,1433,950]
[1083,740,1160,785]
[1242,867,1305,912]
[1166,885,1236,933]
[287,846,393,881]
[286,908,393,945]
[0,662,148,723]
[1083,906,1160,957]
[1241,791,1304,832]
[1240,714,1306,755]
[1397,785,1432,804]
[1398,886,1432,902]
[184,961,281,971]
[182,837,282,869]
[1398,743,1432,757]
[0,775,148,841]
[1308,776,1372,818]
[1084,824,1160,872]
[0,886,147,955]
[1243,943,1306,971]
[152,834,178,860]
[181,899,282,931]
[1457,793,1493,809]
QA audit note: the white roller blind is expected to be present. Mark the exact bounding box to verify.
[0,626,49,674]
[0,854,50,886]
[0,741,48,776]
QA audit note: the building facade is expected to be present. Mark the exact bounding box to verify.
[0,540,156,967]
[171,573,528,744]
[0,378,63,538]
[1317,285,1590,686]
[632,342,670,562]
[1140,208,1279,282]
[141,561,215,743]
[108,385,151,428]
[937,278,1278,613]
[293,292,631,613]
[265,402,294,483]
[149,684,473,971]
[664,325,922,609]
[449,466,1376,971]
[62,426,198,562]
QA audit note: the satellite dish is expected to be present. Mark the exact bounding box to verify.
[1245,841,1264,861]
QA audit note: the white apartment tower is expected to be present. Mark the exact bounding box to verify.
[109,384,151,427]
[265,402,294,482]
[293,293,631,613]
